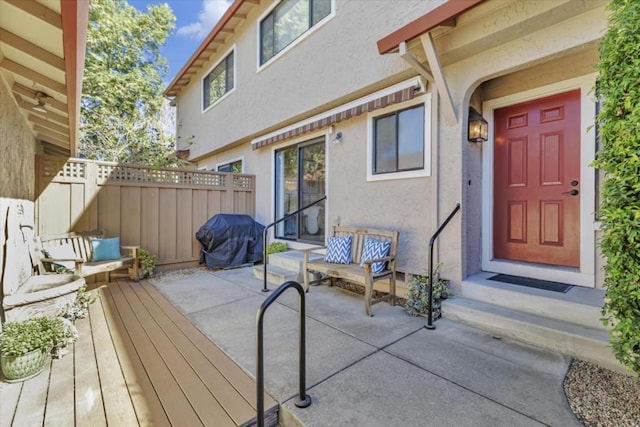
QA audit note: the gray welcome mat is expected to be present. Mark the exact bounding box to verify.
[487,274,573,293]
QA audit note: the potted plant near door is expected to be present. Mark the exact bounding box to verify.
[0,316,77,382]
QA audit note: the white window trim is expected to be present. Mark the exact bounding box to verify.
[256,0,336,73]
[201,45,236,114]
[366,93,432,182]
[215,156,244,173]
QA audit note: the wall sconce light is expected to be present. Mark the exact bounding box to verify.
[332,131,343,144]
[468,107,488,143]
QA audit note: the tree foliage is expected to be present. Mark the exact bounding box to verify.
[80,0,176,166]
[594,0,640,376]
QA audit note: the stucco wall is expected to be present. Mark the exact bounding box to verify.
[176,0,445,158]
[0,74,37,200]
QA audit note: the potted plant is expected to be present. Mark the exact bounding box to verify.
[405,262,453,318]
[0,316,78,382]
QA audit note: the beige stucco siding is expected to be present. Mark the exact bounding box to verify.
[0,74,37,200]
[176,0,446,158]
[185,0,609,288]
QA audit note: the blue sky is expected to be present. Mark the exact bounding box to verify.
[130,0,233,84]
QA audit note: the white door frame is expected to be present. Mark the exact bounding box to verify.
[481,74,598,287]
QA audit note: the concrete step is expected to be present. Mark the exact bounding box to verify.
[462,274,606,331]
[442,297,625,373]
[253,264,299,286]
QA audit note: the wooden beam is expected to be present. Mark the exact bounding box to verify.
[0,29,65,71]
[377,0,484,54]
[37,133,69,148]
[399,42,434,83]
[12,83,68,112]
[29,115,70,136]
[233,14,248,20]
[40,141,71,157]
[420,33,457,122]
[0,59,66,96]
[219,29,234,35]
[20,102,69,125]
[4,0,62,30]
[35,127,70,145]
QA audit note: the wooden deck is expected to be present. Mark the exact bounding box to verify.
[0,280,278,427]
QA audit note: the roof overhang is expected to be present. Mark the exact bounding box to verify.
[0,0,89,156]
[164,0,260,99]
[377,0,486,123]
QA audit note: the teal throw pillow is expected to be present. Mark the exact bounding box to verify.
[91,237,122,262]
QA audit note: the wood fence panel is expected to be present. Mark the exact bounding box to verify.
[141,187,160,258]
[192,190,209,259]
[36,157,255,267]
[120,186,142,246]
[158,188,178,263]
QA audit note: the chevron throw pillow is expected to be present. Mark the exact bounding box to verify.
[324,235,352,264]
[360,237,391,273]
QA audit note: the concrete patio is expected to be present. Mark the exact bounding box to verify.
[152,267,581,426]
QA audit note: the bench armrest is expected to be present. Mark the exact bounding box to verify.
[299,245,326,254]
[361,255,395,265]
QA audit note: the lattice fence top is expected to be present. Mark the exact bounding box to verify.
[42,158,87,179]
[39,157,254,189]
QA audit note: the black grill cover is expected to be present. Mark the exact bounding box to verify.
[195,214,265,269]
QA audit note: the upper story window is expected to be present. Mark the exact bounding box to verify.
[367,95,431,182]
[203,49,234,111]
[260,0,332,65]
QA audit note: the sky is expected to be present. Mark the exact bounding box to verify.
[130,0,233,85]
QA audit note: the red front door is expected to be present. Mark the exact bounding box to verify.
[493,90,581,268]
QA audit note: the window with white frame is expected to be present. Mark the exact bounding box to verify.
[367,95,431,181]
[203,49,234,110]
[260,0,332,65]
[217,159,242,173]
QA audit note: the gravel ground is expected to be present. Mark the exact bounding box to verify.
[564,360,640,427]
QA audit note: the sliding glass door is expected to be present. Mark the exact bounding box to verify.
[275,137,325,243]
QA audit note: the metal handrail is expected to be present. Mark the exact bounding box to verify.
[256,281,311,427]
[425,203,461,330]
[261,196,327,292]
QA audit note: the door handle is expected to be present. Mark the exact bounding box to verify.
[562,189,579,196]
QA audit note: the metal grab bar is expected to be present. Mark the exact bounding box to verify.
[261,196,327,292]
[425,203,461,330]
[256,281,311,427]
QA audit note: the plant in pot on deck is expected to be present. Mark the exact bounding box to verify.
[0,316,78,382]
[405,262,453,319]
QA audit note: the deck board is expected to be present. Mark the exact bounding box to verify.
[2,280,277,426]
[91,291,138,426]
[130,280,257,424]
[44,339,75,426]
[113,281,235,426]
[74,302,107,426]
[105,283,204,426]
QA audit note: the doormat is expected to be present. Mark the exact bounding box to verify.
[487,274,573,293]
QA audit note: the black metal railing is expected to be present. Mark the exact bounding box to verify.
[425,203,461,330]
[261,196,326,292]
[256,281,311,427]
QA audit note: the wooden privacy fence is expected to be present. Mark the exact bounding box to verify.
[35,155,256,268]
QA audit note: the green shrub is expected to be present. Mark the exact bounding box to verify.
[594,0,640,376]
[266,242,288,256]
[138,248,156,278]
[405,263,453,317]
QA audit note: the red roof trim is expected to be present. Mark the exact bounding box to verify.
[377,0,485,55]
[61,0,89,156]
[164,0,246,96]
